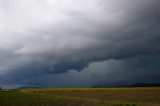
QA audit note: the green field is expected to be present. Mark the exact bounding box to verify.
[0,87,160,106]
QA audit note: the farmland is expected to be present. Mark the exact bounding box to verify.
[0,87,160,106]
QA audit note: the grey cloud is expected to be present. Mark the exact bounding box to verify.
[4,55,158,88]
[0,0,160,87]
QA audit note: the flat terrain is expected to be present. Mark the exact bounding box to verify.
[0,87,160,106]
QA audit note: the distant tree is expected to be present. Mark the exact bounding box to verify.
[0,87,1,90]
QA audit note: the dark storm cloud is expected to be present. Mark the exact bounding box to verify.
[2,55,159,88]
[0,0,160,87]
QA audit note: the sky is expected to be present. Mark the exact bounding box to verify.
[0,0,160,88]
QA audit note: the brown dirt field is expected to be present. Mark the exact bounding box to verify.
[23,88,160,106]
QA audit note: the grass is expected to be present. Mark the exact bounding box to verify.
[0,90,94,106]
[0,87,160,106]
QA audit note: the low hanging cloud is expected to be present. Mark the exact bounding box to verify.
[1,55,160,88]
[0,0,160,87]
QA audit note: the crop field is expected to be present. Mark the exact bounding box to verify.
[0,87,160,106]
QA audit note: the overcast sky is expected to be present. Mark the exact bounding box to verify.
[0,0,160,88]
